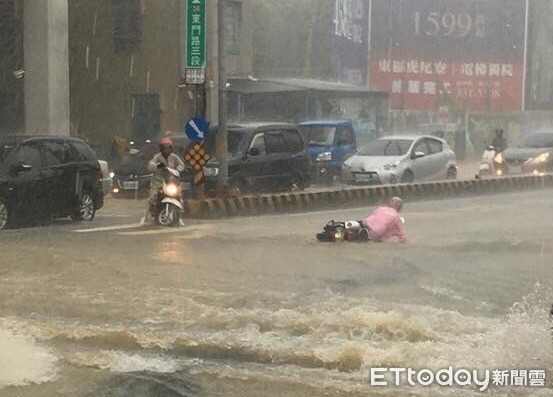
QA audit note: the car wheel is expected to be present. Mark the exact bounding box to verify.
[401,170,414,183]
[71,189,96,222]
[446,167,457,180]
[0,198,10,230]
[289,175,305,192]
[228,178,245,196]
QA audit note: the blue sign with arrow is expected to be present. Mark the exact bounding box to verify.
[184,116,209,142]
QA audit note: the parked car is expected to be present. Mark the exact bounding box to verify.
[203,123,312,195]
[342,135,457,185]
[299,119,357,185]
[111,136,193,198]
[494,131,553,176]
[0,135,104,230]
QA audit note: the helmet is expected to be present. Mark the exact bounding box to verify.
[389,196,403,212]
[159,137,173,147]
[159,137,173,156]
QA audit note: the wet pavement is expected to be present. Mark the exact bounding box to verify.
[1,188,553,397]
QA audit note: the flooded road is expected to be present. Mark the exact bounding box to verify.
[1,191,553,396]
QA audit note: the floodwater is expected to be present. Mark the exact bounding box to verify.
[1,191,553,396]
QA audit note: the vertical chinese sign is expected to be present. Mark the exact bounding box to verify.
[368,0,528,112]
[184,0,206,84]
[332,0,369,85]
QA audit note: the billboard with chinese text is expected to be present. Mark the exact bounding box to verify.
[368,0,527,111]
[332,0,369,85]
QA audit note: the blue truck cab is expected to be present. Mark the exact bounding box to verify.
[298,120,357,184]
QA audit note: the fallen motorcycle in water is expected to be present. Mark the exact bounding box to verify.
[316,217,405,242]
[316,220,370,242]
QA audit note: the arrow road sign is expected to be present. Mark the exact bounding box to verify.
[184,115,209,142]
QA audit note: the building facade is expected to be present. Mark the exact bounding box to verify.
[0,0,253,156]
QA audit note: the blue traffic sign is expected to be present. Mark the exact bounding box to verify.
[184,116,209,142]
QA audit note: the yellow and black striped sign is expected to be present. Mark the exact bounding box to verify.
[184,142,211,186]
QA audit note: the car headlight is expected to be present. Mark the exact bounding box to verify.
[494,153,504,164]
[163,182,180,197]
[204,167,219,177]
[109,172,115,179]
[382,161,399,171]
[531,152,550,164]
[316,152,332,162]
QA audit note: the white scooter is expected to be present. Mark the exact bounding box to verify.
[477,145,498,178]
[152,165,184,227]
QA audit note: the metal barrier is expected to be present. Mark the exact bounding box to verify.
[183,174,553,219]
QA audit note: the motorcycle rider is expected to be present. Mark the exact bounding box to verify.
[141,136,186,225]
[491,128,507,153]
[360,196,407,242]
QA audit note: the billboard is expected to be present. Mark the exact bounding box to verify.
[368,0,527,111]
[332,0,369,85]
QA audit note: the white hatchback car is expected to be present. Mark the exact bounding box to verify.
[343,135,457,185]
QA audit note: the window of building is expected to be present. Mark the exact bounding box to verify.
[112,0,142,52]
[224,1,241,55]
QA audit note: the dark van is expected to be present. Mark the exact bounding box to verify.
[0,135,104,229]
[203,123,312,195]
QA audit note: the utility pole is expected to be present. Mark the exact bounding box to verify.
[216,0,228,192]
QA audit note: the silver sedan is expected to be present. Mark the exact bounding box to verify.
[342,135,458,185]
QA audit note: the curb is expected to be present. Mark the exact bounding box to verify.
[183,174,553,219]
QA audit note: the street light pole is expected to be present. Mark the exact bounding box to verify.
[217,0,228,193]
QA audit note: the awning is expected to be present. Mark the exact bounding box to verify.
[226,79,303,94]
[227,78,388,97]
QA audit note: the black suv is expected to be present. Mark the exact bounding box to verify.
[203,123,312,194]
[0,135,104,229]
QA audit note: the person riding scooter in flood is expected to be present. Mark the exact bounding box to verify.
[476,128,508,178]
[362,196,407,243]
[141,137,185,225]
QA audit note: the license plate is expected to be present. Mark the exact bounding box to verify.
[354,174,372,182]
[509,166,522,174]
[479,164,490,171]
[122,181,139,190]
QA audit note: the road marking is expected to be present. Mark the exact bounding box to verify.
[73,223,142,233]
[119,224,214,236]
[96,214,131,218]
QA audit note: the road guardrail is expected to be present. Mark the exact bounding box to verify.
[183,174,553,218]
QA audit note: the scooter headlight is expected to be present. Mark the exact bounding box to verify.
[333,228,345,240]
[163,182,180,197]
